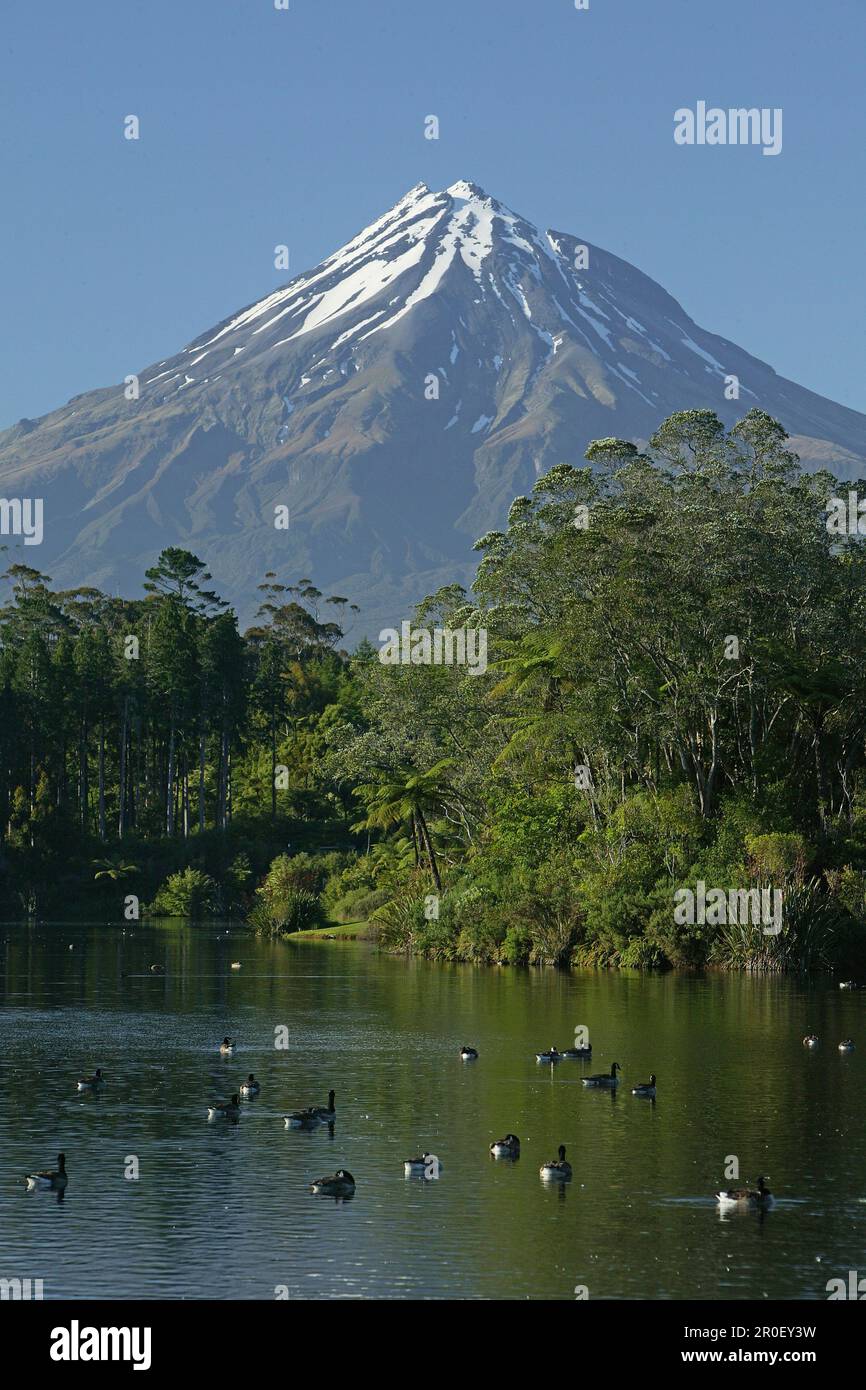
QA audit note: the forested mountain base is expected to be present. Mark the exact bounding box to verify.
[3,409,866,974]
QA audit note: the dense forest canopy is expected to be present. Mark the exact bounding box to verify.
[3,408,866,971]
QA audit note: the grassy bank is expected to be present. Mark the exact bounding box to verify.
[289,919,377,943]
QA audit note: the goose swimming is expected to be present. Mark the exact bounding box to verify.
[284,1108,321,1129]
[716,1175,773,1208]
[284,1090,336,1128]
[631,1073,656,1098]
[25,1153,68,1191]
[76,1068,105,1091]
[539,1144,572,1182]
[403,1152,442,1177]
[490,1134,520,1158]
[310,1169,355,1197]
[207,1094,241,1119]
[311,1090,336,1123]
[583,1062,622,1088]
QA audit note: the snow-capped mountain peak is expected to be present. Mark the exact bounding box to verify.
[2,179,864,640]
[156,178,739,419]
[181,179,527,363]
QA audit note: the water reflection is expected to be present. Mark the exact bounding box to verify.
[0,922,864,1299]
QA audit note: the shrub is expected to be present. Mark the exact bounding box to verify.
[370,886,428,951]
[259,851,328,903]
[527,901,581,968]
[644,887,710,968]
[150,867,219,919]
[744,832,810,885]
[619,934,668,969]
[248,887,327,936]
[454,912,504,963]
[710,878,847,972]
[502,923,532,965]
[829,866,866,918]
[329,886,390,922]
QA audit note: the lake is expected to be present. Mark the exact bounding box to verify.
[0,922,863,1300]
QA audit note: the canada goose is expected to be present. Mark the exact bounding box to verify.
[631,1073,657,1098]
[583,1061,622,1088]
[403,1153,442,1177]
[539,1144,572,1181]
[25,1153,68,1191]
[839,1038,856,1052]
[284,1090,335,1128]
[490,1134,520,1158]
[76,1068,105,1091]
[310,1169,355,1196]
[311,1090,337,1123]
[219,1037,235,1054]
[460,1046,478,1060]
[239,1074,260,1097]
[284,1108,321,1129]
[803,1034,819,1048]
[231,962,242,970]
[536,1045,563,1063]
[207,1094,241,1119]
[716,1175,773,1208]
[562,1045,593,1059]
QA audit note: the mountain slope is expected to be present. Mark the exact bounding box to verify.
[2,179,865,634]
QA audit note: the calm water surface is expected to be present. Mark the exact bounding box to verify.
[1,923,864,1300]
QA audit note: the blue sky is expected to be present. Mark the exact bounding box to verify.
[1,0,863,428]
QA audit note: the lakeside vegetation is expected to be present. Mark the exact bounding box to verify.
[3,408,866,973]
